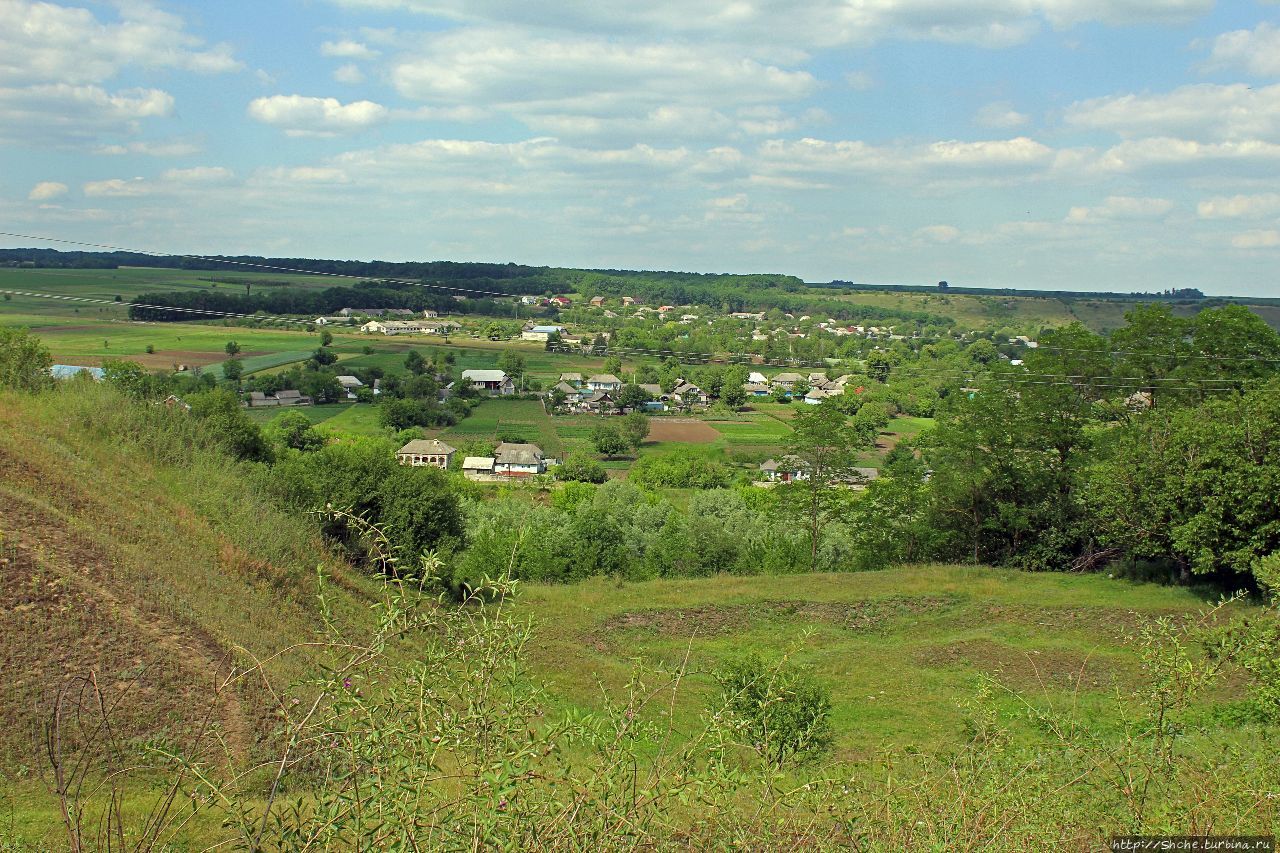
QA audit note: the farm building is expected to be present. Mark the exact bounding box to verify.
[50,365,105,381]
[520,325,564,342]
[461,369,514,396]
[586,374,622,391]
[462,457,496,480]
[493,443,546,476]
[396,439,456,469]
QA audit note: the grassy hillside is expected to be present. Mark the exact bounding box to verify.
[0,384,383,770]
[517,568,1255,756]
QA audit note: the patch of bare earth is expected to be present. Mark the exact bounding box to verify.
[645,419,721,443]
[0,445,257,767]
[912,639,1140,692]
[586,594,961,652]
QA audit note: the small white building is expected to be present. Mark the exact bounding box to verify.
[520,325,564,342]
[586,373,623,391]
[493,443,545,476]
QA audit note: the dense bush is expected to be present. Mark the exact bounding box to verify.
[629,447,732,489]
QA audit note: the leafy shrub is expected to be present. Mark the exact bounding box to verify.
[715,652,833,769]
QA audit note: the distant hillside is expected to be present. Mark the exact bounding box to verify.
[0,384,383,768]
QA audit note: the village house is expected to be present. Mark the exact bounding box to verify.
[621,296,637,306]
[672,381,708,406]
[422,309,440,318]
[340,307,413,318]
[245,389,312,408]
[493,442,546,476]
[586,373,623,392]
[550,296,572,308]
[747,371,768,384]
[590,296,606,307]
[580,391,615,413]
[462,456,496,480]
[760,457,807,482]
[395,439,456,469]
[312,316,351,326]
[361,320,433,335]
[461,369,515,396]
[744,383,771,397]
[559,372,583,386]
[520,324,564,342]
[803,388,841,405]
[770,372,804,390]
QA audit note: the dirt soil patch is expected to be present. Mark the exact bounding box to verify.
[587,594,962,652]
[913,639,1140,691]
[646,419,721,443]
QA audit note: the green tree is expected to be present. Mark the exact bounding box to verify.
[268,410,325,451]
[404,350,426,375]
[320,329,334,347]
[619,410,650,450]
[0,327,53,392]
[310,347,338,367]
[222,358,244,383]
[497,349,527,383]
[603,355,624,377]
[721,382,747,410]
[715,653,833,769]
[615,383,651,411]
[186,388,271,461]
[554,454,607,484]
[782,401,865,571]
[590,422,629,459]
[224,340,241,357]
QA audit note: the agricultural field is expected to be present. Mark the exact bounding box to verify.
[516,565,1253,755]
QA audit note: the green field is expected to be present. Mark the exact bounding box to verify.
[516,565,1251,756]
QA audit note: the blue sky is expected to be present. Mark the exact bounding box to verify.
[3,0,1280,294]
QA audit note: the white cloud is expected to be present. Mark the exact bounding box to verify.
[0,0,240,86]
[1065,195,1174,222]
[1065,83,1280,142]
[915,224,960,243]
[83,177,150,197]
[755,136,1057,184]
[1197,193,1280,220]
[0,84,173,145]
[94,139,202,157]
[844,71,874,91]
[1231,229,1280,249]
[386,28,815,139]
[247,95,389,136]
[1093,137,1280,174]
[1204,23,1280,77]
[27,181,68,201]
[325,0,1211,47]
[320,39,381,60]
[976,101,1030,129]
[333,63,366,84]
[162,166,235,184]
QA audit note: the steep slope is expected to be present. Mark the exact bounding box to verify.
[0,385,381,767]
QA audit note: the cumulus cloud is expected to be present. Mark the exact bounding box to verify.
[0,1,235,147]
[333,64,366,84]
[387,29,815,140]
[0,0,240,86]
[94,139,203,157]
[1064,83,1280,142]
[915,224,960,242]
[1065,195,1174,222]
[976,101,1030,129]
[162,166,235,184]
[1093,137,1280,175]
[1197,193,1280,220]
[325,0,1211,47]
[320,39,381,60]
[27,181,68,201]
[247,95,389,136]
[83,177,150,197]
[754,136,1057,185]
[1231,229,1280,249]
[0,84,173,145]
[1203,23,1280,77]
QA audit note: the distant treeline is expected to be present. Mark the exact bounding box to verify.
[820,280,1217,303]
[127,280,524,322]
